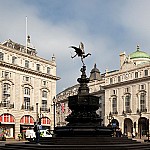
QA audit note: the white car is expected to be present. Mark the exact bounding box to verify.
[25,129,52,140]
[25,129,36,139]
[39,129,52,137]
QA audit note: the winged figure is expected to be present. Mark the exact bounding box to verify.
[69,42,91,65]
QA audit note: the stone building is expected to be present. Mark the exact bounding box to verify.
[104,45,150,137]
[0,36,60,139]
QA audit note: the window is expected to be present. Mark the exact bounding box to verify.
[140,93,146,112]
[110,78,113,84]
[139,84,145,90]
[144,70,148,76]
[12,56,17,64]
[2,83,11,107]
[36,64,40,71]
[112,97,117,114]
[125,95,130,112]
[25,77,29,82]
[43,81,46,86]
[135,72,138,78]
[24,87,30,110]
[24,87,30,95]
[125,87,130,93]
[24,97,30,110]
[118,76,121,82]
[5,71,9,79]
[42,90,48,111]
[0,52,4,61]
[42,100,47,111]
[42,90,47,98]
[47,67,50,74]
[25,60,29,68]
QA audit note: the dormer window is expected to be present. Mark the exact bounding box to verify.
[118,76,121,82]
[47,67,50,74]
[25,60,29,68]
[135,72,138,78]
[12,56,17,64]
[144,70,148,76]
[36,64,40,71]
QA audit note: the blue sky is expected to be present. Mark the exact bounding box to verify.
[0,0,150,93]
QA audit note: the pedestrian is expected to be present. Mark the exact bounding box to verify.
[18,133,22,141]
[34,121,42,144]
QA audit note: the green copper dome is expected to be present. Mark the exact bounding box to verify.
[130,45,150,59]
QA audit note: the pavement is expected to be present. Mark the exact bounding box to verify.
[0,139,29,146]
[0,136,149,146]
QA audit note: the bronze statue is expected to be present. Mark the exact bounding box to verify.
[69,42,91,66]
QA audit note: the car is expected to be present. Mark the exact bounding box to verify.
[25,129,52,141]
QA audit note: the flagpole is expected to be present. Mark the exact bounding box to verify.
[25,16,28,51]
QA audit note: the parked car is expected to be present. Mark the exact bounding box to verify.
[25,129,52,141]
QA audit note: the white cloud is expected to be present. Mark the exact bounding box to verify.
[1,0,150,93]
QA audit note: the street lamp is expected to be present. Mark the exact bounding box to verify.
[107,112,114,126]
[36,103,39,122]
[138,111,142,139]
[147,119,149,141]
[53,96,56,129]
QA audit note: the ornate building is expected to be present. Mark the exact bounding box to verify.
[56,45,150,137]
[0,36,60,139]
[105,45,150,137]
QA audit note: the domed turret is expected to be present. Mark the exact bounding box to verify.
[89,64,101,81]
[130,45,150,59]
[129,45,150,65]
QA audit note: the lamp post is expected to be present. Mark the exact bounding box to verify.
[53,97,56,129]
[36,103,39,122]
[138,111,142,139]
[147,119,149,141]
[107,112,114,126]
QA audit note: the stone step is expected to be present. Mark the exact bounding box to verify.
[37,137,141,145]
[3,143,150,150]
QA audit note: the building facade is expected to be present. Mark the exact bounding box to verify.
[104,45,150,137]
[0,36,60,139]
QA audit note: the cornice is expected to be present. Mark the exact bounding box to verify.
[0,61,60,81]
[0,44,56,67]
[104,76,150,89]
[106,63,150,78]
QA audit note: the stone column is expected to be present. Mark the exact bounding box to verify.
[15,118,20,139]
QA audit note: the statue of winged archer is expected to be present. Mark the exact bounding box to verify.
[69,42,91,66]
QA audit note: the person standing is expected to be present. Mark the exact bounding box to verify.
[34,121,42,144]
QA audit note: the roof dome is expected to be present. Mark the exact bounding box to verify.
[130,45,150,59]
[89,64,101,81]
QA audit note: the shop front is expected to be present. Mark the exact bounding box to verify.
[20,115,35,139]
[0,113,15,138]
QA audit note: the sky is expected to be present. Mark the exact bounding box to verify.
[0,0,150,94]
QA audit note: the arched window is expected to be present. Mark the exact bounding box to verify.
[125,95,130,113]
[20,115,34,124]
[24,87,30,110]
[2,83,11,107]
[112,97,117,114]
[41,90,47,111]
[140,93,146,112]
